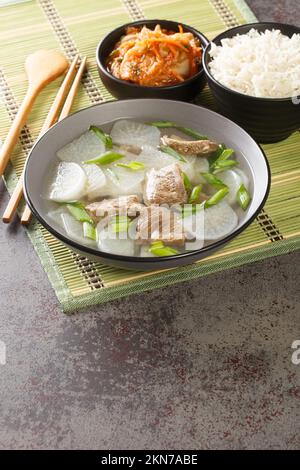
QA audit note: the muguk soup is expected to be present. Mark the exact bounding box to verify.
[47,120,252,257]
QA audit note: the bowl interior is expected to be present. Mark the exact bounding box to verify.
[97,19,208,89]
[24,99,270,262]
[203,21,300,99]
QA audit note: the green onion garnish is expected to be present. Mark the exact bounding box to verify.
[209,145,234,171]
[201,172,227,189]
[213,159,238,172]
[236,184,251,210]
[149,121,208,140]
[211,150,235,172]
[208,144,226,168]
[109,215,131,233]
[83,151,124,165]
[115,161,145,171]
[90,125,112,149]
[188,185,202,204]
[182,172,192,192]
[160,145,187,163]
[177,127,207,140]
[149,241,179,257]
[66,202,94,224]
[83,221,97,241]
[205,187,229,208]
[149,121,178,128]
[218,148,234,160]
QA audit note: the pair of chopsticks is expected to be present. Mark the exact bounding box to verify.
[2,54,87,225]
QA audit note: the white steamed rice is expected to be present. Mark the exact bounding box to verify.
[209,29,300,98]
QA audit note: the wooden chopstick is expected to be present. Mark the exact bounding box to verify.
[59,57,87,120]
[20,57,87,225]
[2,54,80,224]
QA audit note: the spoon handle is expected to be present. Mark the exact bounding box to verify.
[0,86,38,176]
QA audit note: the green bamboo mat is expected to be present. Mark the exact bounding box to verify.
[0,0,299,312]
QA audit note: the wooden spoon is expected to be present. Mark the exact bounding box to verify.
[0,50,68,177]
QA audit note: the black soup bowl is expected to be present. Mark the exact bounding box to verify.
[96,19,209,101]
[203,22,300,143]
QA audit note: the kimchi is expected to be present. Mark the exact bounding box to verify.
[106,24,202,87]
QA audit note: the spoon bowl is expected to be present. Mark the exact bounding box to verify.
[0,50,68,176]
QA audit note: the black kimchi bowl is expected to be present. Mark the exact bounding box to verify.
[96,19,209,102]
[202,22,300,143]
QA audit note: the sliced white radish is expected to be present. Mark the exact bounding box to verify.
[61,213,96,247]
[49,162,87,202]
[191,158,209,184]
[183,207,205,250]
[183,208,205,239]
[85,169,117,198]
[57,130,105,164]
[82,164,107,201]
[97,225,136,256]
[110,120,160,148]
[104,166,144,197]
[47,206,68,229]
[216,169,242,205]
[138,145,175,169]
[178,155,196,181]
[234,168,250,188]
[204,201,238,240]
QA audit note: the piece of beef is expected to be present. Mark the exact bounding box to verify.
[143,163,187,206]
[86,195,144,220]
[136,205,186,246]
[161,135,218,156]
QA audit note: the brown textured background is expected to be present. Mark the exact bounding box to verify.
[0,0,299,450]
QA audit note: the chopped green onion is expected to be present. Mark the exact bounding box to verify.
[236,184,251,210]
[188,185,203,204]
[160,145,187,163]
[216,148,234,160]
[149,121,178,128]
[201,172,227,189]
[66,202,94,224]
[90,125,112,149]
[115,161,145,171]
[149,241,179,257]
[211,149,235,172]
[177,126,207,140]
[151,241,164,247]
[109,215,131,233]
[83,221,97,241]
[205,187,229,208]
[213,159,238,172]
[149,121,208,140]
[83,151,124,165]
[208,144,226,168]
[209,145,234,170]
[182,172,192,192]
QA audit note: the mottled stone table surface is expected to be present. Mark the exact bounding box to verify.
[0,0,299,450]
